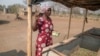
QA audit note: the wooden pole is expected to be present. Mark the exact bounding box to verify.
[67,7,73,39]
[27,0,32,56]
[97,48,100,56]
[82,9,88,33]
[63,7,73,40]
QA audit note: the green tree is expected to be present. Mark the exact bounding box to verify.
[7,4,24,14]
[0,5,5,11]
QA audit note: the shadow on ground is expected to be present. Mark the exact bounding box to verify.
[0,20,10,25]
[0,50,26,56]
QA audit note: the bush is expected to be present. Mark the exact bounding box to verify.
[0,5,5,11]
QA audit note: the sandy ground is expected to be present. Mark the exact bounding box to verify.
[0,14,100,56]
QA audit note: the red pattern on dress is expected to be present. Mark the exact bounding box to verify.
[35,16,53,56]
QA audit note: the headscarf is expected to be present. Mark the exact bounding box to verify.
[39,2,51,13]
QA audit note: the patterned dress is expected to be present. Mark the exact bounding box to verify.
[35,16,53,56]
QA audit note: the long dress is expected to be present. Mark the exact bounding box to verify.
[35,16,53,56]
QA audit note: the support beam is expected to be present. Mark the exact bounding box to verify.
[67,7,73,39]
[97,48,100,56]
[27,0,32,56]
[82,9,88,33]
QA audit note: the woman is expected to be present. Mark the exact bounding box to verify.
[32,6,53,56]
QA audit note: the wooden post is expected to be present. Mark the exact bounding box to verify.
[67,7,73,39]
[97,48,100,56]
[27,0,32,56]
[63,7,73,40]
[82,9,88,33]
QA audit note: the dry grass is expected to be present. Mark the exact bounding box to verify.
[71,48,97,56]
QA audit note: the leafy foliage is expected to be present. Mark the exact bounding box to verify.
[7,4,24,14]
[0,5,5,11]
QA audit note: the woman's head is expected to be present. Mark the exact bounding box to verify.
[44,8,51,16]
[40,4,52,16]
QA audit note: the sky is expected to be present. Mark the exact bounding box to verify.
[0,0,52,7]
[0,0,25,7]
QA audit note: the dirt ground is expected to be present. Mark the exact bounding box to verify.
[0,14,100,56]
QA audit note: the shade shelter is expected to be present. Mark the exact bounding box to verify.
[26,0,100,56]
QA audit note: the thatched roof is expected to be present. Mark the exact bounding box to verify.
[52,0,100,11]
[32,0,100,11]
